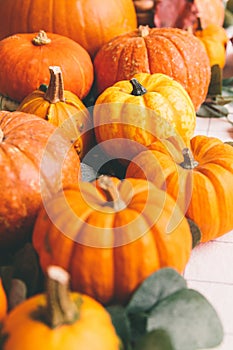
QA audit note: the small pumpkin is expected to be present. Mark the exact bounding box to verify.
[0,278,7,321]
[17,66,94,160]
[0,30,94,103]
[0,0,137,58]
[126,135,233,242]
[194,18,229,69]
[93,72,196,161]
[94,26,211,110]
[0,111,80,252]
[32,175,192,305]
[0,265,121,350]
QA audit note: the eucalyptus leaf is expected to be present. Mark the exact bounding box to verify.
[196,103,229,118]
[134,329,175,350]
[147,288,224,350]
[126,268,187,314]
[106,305,132,350]
[187,218,202,248]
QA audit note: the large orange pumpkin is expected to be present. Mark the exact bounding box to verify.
[0,30,94,102]
[0,111,80,252]
[94,26,211,110]
[0,0,137,58]
[126,135,233,243]
[32,175,192,305]
[0,266,121,350]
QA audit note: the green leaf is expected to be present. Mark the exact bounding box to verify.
[134,329,175,350]
[126,268,187,314]
[106,305,132,350]
[147,288,224,350]
[196,102,229,118]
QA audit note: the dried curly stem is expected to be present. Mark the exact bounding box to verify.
[32,30,51,46]
[98,175,126,211]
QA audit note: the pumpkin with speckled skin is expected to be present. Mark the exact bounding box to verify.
[126,135,233,243]
[94,26,211,111]
[0,111,80,252]
[0,0,137,58]
[32,175,192,305]
[0,31,94,103]
[93,72,196,161]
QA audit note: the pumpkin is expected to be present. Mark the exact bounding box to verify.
[17,66,94,160]
[0,265,121,350]
[126,135,233,242]
[32,175,192,305]
[0,30,94,103]
[93,72,196,161]
[194,18,229,69]
[0,111,80,252]
[0,0,137,58]
[195,0,225,29]
[94,26,211,110]
[0,278,7,321]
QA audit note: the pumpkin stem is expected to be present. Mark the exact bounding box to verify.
[44,66,65,103]
[45,265,79,328]
[138,25,150,38]
[32,30,51,46]
[98,175,126,211]
[196,16,203,31]
[180,148,198,169]
[0,128,4,143]
[130,78,147,96]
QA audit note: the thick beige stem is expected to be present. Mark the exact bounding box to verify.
[44,66,65,103]
[32,30,51,46]
[98,175,127,211]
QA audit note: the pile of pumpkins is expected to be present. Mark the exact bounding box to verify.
[0,0,233,348]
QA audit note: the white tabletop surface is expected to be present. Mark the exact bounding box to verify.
[184,115,233,350]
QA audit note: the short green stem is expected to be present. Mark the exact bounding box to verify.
[130,78,147,96]
[180,148,198,169]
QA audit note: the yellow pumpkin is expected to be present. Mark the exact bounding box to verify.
[93,72,196,162]
[0,266,121,350]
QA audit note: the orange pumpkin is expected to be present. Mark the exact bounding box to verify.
[126,135,233,242]
[0,111,80,252]
[0,30,94,102]
[32,175,192,305]
[17,66,94,160]
[0,266,121,350]
[94,26,211,110]
[93,72,196,161]
[0,0,137,58]
[0,278,7,321]
[194,18,228,69]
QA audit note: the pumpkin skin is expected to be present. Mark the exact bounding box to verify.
[32,176,192,305]
[0,278,7,321]
[94,26,211,110]
[126,135,233,243]
[194,20,228,69]
[0,0,137,58]
[0,111,80,252]
[17,66,94,160]
[0,31,94,102]
[93,72,196,161]
[0,266,121,350]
